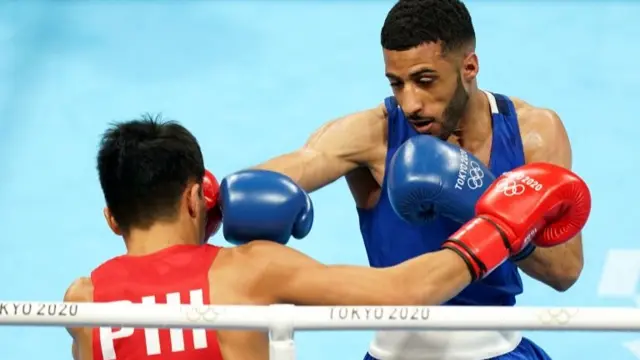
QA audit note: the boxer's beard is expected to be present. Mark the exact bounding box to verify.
[439,74,469,140]
[408,74,469,140]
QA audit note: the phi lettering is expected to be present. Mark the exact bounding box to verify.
[99,289,208,360]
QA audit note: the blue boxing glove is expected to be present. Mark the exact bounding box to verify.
[387,135,495,224]
[219,169,314,245]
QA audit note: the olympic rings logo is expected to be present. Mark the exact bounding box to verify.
[183,306,221,323]
[467,161,485,190]
[537,308,579,325]
[495,179,526,197]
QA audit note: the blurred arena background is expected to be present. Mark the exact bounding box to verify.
[1,1,639,359]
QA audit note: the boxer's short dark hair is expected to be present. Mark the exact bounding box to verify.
[381,0,475,53]
[97,114,205,232]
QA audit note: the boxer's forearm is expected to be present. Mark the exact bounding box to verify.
[252,109,383,192]
[271,247,471,306]
[253,149,355,193]
[394,249,472,305]
[515,233,584,292]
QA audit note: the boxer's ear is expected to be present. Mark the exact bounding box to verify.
[185,182,201,219]
[461,52,479,82]
[103,207,122,236]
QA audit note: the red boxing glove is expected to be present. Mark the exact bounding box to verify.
[202,169,222,241]
[442,162,591,281]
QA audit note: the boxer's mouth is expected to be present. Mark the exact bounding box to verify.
[409,118,434,126]
[409,119,434,133]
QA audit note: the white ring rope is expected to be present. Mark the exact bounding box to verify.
[1,302,640,331]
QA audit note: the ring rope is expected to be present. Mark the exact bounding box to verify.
[1,302,639,331]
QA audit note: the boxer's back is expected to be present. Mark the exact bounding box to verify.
[90,244,223,360]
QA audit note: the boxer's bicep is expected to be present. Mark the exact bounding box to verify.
[254,105,386,192]
[518,108,583,291]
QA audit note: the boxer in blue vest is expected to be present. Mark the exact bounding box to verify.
[248,0,584,358]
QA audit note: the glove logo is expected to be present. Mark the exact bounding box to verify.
[496,179,526,197]
[467,161,485,190]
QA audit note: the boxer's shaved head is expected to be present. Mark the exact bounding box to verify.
[97,114,205,233]
[381,0,475,54]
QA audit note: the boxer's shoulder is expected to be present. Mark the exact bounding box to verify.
[315,103,387,140]
[64,277,93,335]
[509,97,571,166]
[305,103,387,163]
[64,276,94,303]
[510,97,562,128]
[214,243,291,277]
[213,241,314,304]
[206,245,266,304]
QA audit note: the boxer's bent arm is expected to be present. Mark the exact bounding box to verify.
[517,107,584,292]
[243,241,471,305]
[254,105,387,192]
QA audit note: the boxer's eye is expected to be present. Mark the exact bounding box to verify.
[418,77,435,85]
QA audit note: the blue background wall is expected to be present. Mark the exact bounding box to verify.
[1,1,639,359]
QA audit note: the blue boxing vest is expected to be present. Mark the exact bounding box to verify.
[357,91,526,306]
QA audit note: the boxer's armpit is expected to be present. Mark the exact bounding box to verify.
[253,105,387,192]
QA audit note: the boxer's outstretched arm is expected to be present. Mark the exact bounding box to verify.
[254,105,387,192]
[516,107,584,292]
[242,240,471,306]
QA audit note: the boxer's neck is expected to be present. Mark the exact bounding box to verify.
[455,87,492,147]
[124,222,200,256]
